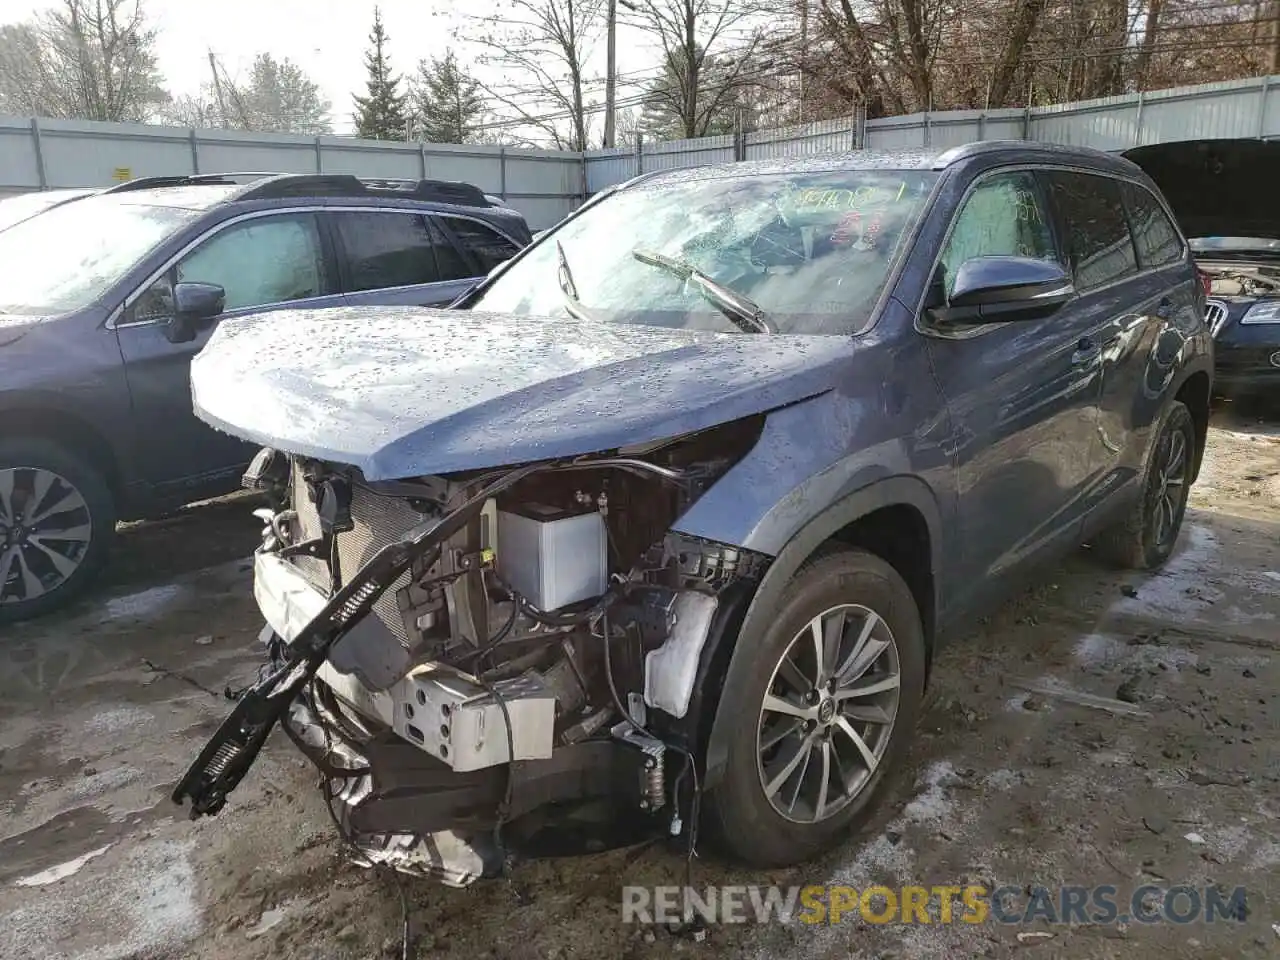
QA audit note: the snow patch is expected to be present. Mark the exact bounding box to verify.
[830,761,961,887]
[84,707,154,736]
[101,584,185,622]
[1111,525,1221,619]
[15,844,113,887]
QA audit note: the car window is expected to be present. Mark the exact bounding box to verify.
[1044,171,1138,291]
[176,214,330,311]
[938,171,1058,297]
[334,211,444,291]
[1121,182,1183,269]
[427,217,474,281]
[440,216,520,274]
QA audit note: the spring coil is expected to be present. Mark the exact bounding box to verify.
[643,752,666,810]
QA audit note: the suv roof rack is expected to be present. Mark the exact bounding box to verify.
[102,173,250,193]
[101,172,493,208]
[235,174,492,206]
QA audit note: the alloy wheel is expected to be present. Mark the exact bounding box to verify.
[755,603,901,823]
[0,467,94,605]
[1151,425,1189,548]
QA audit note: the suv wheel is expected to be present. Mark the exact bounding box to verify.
[1094,401,1195,570]
[707,548,926,867]
[0,439,115,624]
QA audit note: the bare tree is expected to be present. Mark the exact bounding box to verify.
[157,54,331,133]
[0,0,169,122]
[0,24,56,116]
[468,0,606,150]
[623,0,765,139]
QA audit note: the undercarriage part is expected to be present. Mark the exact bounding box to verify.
[283,687,656,884]
[612,722,667,811]
[322,663,559,772]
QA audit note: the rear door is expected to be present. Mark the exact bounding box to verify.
[329,209,475,307]
[1108,179,1200,481]
[116,210,342,497]
[1040,170,1163,513]
[924,169,1105,587]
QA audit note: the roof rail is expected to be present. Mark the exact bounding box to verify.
[235,174,492,206]
[100,172,494,207]
[102,173,246,193]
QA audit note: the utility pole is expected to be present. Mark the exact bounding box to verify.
[208,50,227,126]
[604,0,618,147]
[798,0,807,123]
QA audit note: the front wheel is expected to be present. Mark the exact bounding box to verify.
[1093,401,1195,570]
[0,438,116,624]
[706,548,926,867]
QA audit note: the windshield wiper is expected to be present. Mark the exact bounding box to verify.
[555,240,593,322]
[631,248,774,334]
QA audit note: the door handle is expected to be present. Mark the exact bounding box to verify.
[1071,336,1098,366]
[1155,298,1174,320]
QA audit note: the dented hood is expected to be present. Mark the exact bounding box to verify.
[191,306,847,480]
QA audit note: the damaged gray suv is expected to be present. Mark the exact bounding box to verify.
[175,142,1212,884]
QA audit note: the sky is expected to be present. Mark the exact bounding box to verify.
[3,0,661,137]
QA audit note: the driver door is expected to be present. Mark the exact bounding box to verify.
[924,170,1106,598]
[114,211,342,504]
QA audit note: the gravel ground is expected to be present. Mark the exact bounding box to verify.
[1,407,1277,960]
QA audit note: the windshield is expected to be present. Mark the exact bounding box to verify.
[473,169,938,334]
[0,190,91,234]
[0,196,199,316]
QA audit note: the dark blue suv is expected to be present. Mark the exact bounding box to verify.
[175,142,1211,881]
[0,173,530,622]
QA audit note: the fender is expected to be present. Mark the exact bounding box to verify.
[699,474,944,789]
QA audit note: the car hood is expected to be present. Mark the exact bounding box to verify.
[1123,139,1280,242]
[191,306,849,480]
[0,315,39,347]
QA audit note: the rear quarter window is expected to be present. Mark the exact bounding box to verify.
[1120,181,1183,269]
[1044,171,1138,291]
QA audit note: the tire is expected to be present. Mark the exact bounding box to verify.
[0,438,116,625]
[705,547,926,867]
[1093,401,1195,571]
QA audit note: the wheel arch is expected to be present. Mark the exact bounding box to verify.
[698,475,942,789]
[1173,368,1210,483]
[0,402,124,503]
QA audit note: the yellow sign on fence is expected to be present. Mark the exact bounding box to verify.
[111,167,132,182]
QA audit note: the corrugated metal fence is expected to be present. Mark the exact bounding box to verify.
[585,73,1280,191]
[3,74,1279,228]
[0,117,584,229]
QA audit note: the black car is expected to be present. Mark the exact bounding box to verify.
[0,173,531,623]
[173,142,1212,882]
[1126,139,1280,398]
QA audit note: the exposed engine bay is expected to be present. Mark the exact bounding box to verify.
[173,421,771,885]
[1198,259,1280,298]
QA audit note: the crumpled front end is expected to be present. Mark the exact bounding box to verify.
[176,422,773,883]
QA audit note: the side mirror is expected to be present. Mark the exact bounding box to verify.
[163,281,225,344]
[930,256,1073,324]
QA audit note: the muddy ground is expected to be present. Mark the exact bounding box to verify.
[1,403,1277,960]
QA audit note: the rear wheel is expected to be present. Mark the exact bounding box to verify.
[1093,401,1195,570]
[706,548,926,867]
[0,439,115,624]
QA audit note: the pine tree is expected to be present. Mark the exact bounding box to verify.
[351,7,407,140]
[411,49,485,144]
